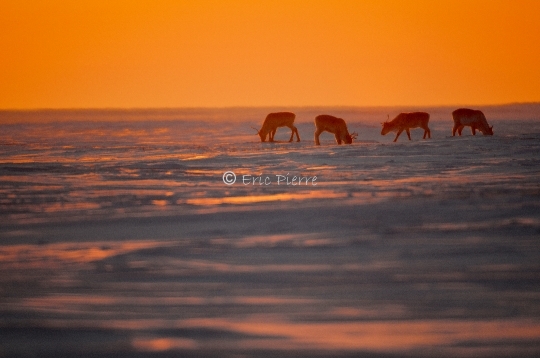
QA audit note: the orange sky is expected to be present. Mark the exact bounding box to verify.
[1,0,539,109]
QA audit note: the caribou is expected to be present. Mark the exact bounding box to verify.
[381,112,431,142]
[314,115,357,145]
[452,108,493,136]
[253,112,300,142]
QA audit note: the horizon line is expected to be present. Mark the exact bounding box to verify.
[1,101,540,112]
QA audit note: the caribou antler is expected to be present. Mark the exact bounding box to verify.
[351,132,358,140]
[251,126,260,134]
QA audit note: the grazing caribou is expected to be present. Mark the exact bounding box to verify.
[381,112,431,142]
[314,115,357,145]
[253,112,300,142]
[452,108,493,136]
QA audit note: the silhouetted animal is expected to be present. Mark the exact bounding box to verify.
[254,112,300,142]
[381,112,431,142]
[452,108,493,136]
[314,115,357,145]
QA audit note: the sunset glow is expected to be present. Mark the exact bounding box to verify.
[2,4,540,354]
[1,0,539,109]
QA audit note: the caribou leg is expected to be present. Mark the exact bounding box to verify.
[394,129,403,142]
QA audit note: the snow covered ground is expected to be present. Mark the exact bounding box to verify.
[1,106,540,357]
